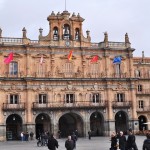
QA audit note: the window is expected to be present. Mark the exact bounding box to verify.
[135,70,141,77]
[90,63,99,75]
[138,85,142,92]
[115,64,121,77]
[116,93,125,102]
[39,94,47,104]
[139,100,144,108]
[10,94,19,104]
[66,94,74,103]
[9,62,18,75]
[37,62,46,77]
[92,93,100,103]
[63,62,73,77]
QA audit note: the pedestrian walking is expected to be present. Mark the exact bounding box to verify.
[88,130,92,140]
[71,132,77,149]
[75,130,78,140]
[65,136,74,150]
[119,131,126,150]
[30,131,34,140]
[126,129,138,150]
[47,134,59,150]
[21,131,24,142]
[110,132,117,150]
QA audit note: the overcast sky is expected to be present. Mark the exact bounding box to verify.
[0,0,150,57]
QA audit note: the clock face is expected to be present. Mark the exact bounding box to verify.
[65,40,70,47]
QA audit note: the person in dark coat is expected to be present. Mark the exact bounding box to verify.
[71,132,77,149]
[126,130,138,150]
[65,136,74,150]
[47,134,59,150]
[119,131,126,150]
[88,130,92,140]
[110,132,117,150]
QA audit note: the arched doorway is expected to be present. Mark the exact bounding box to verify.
[59,113,83,137]
[138,115,147,131]
[90,111,104,136]
[115,111,128,134]
[6,114,22,140]
[35,113,51,139]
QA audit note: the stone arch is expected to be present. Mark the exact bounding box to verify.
[138,115,148,131]
[6,114,23,140]
[35,113,51,139]
[90,111,105,136]
[58,112,84,137]
[115,111,128,134]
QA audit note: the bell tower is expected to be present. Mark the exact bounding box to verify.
[39,10,91,47]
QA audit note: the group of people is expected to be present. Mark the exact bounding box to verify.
[110,129,138,150]
[47,131,78,150]
[20,131,34,141]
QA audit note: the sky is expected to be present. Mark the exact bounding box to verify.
[0,0,150,57]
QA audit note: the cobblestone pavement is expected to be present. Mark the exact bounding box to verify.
[0,136,146,150]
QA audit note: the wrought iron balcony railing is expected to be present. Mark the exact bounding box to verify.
[32,100,108,110]
[136,106,150,112]
[136,89,150,95]
[3,103,26,111]
[112,101,132,108]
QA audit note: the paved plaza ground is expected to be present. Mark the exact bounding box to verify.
[0,135,146,150]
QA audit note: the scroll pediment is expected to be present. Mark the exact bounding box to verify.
[60,54,76,60]
[32,53,48,58]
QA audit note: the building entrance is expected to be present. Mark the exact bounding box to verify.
[6,114,22,140]
[90,111,104,136]
[35,113,51,139]
[115,111,128,134]
[138,115,147,131]
[59,112,83,137]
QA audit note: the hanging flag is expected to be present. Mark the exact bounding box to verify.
[40,55,44,65]
[113,56,122,64]
[4,52,13,64]
[68,50,73,61]
[90,55,98,63]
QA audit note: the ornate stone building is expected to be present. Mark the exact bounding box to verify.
[0,10,150,141]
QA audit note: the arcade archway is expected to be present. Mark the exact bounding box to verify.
[6,114,22,140]
[35,113,51,139]
[138,115,147,131]
[115,111,128,134]
[90,111,104,136]
[59,113,83,137]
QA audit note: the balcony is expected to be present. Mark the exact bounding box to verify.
[136,106,150,112]
[32,100,108,111]
[112,101,132,108]
[136,89,150,95]
[3,103,26,111]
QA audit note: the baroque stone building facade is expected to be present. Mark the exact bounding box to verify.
[0,10,150,141]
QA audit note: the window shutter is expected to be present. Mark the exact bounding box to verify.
[19,94,21,103]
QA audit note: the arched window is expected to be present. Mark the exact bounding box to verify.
[63,24,70,40]
[75,28,80,40]
[53,27,59,40]
[9,61,18,75]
